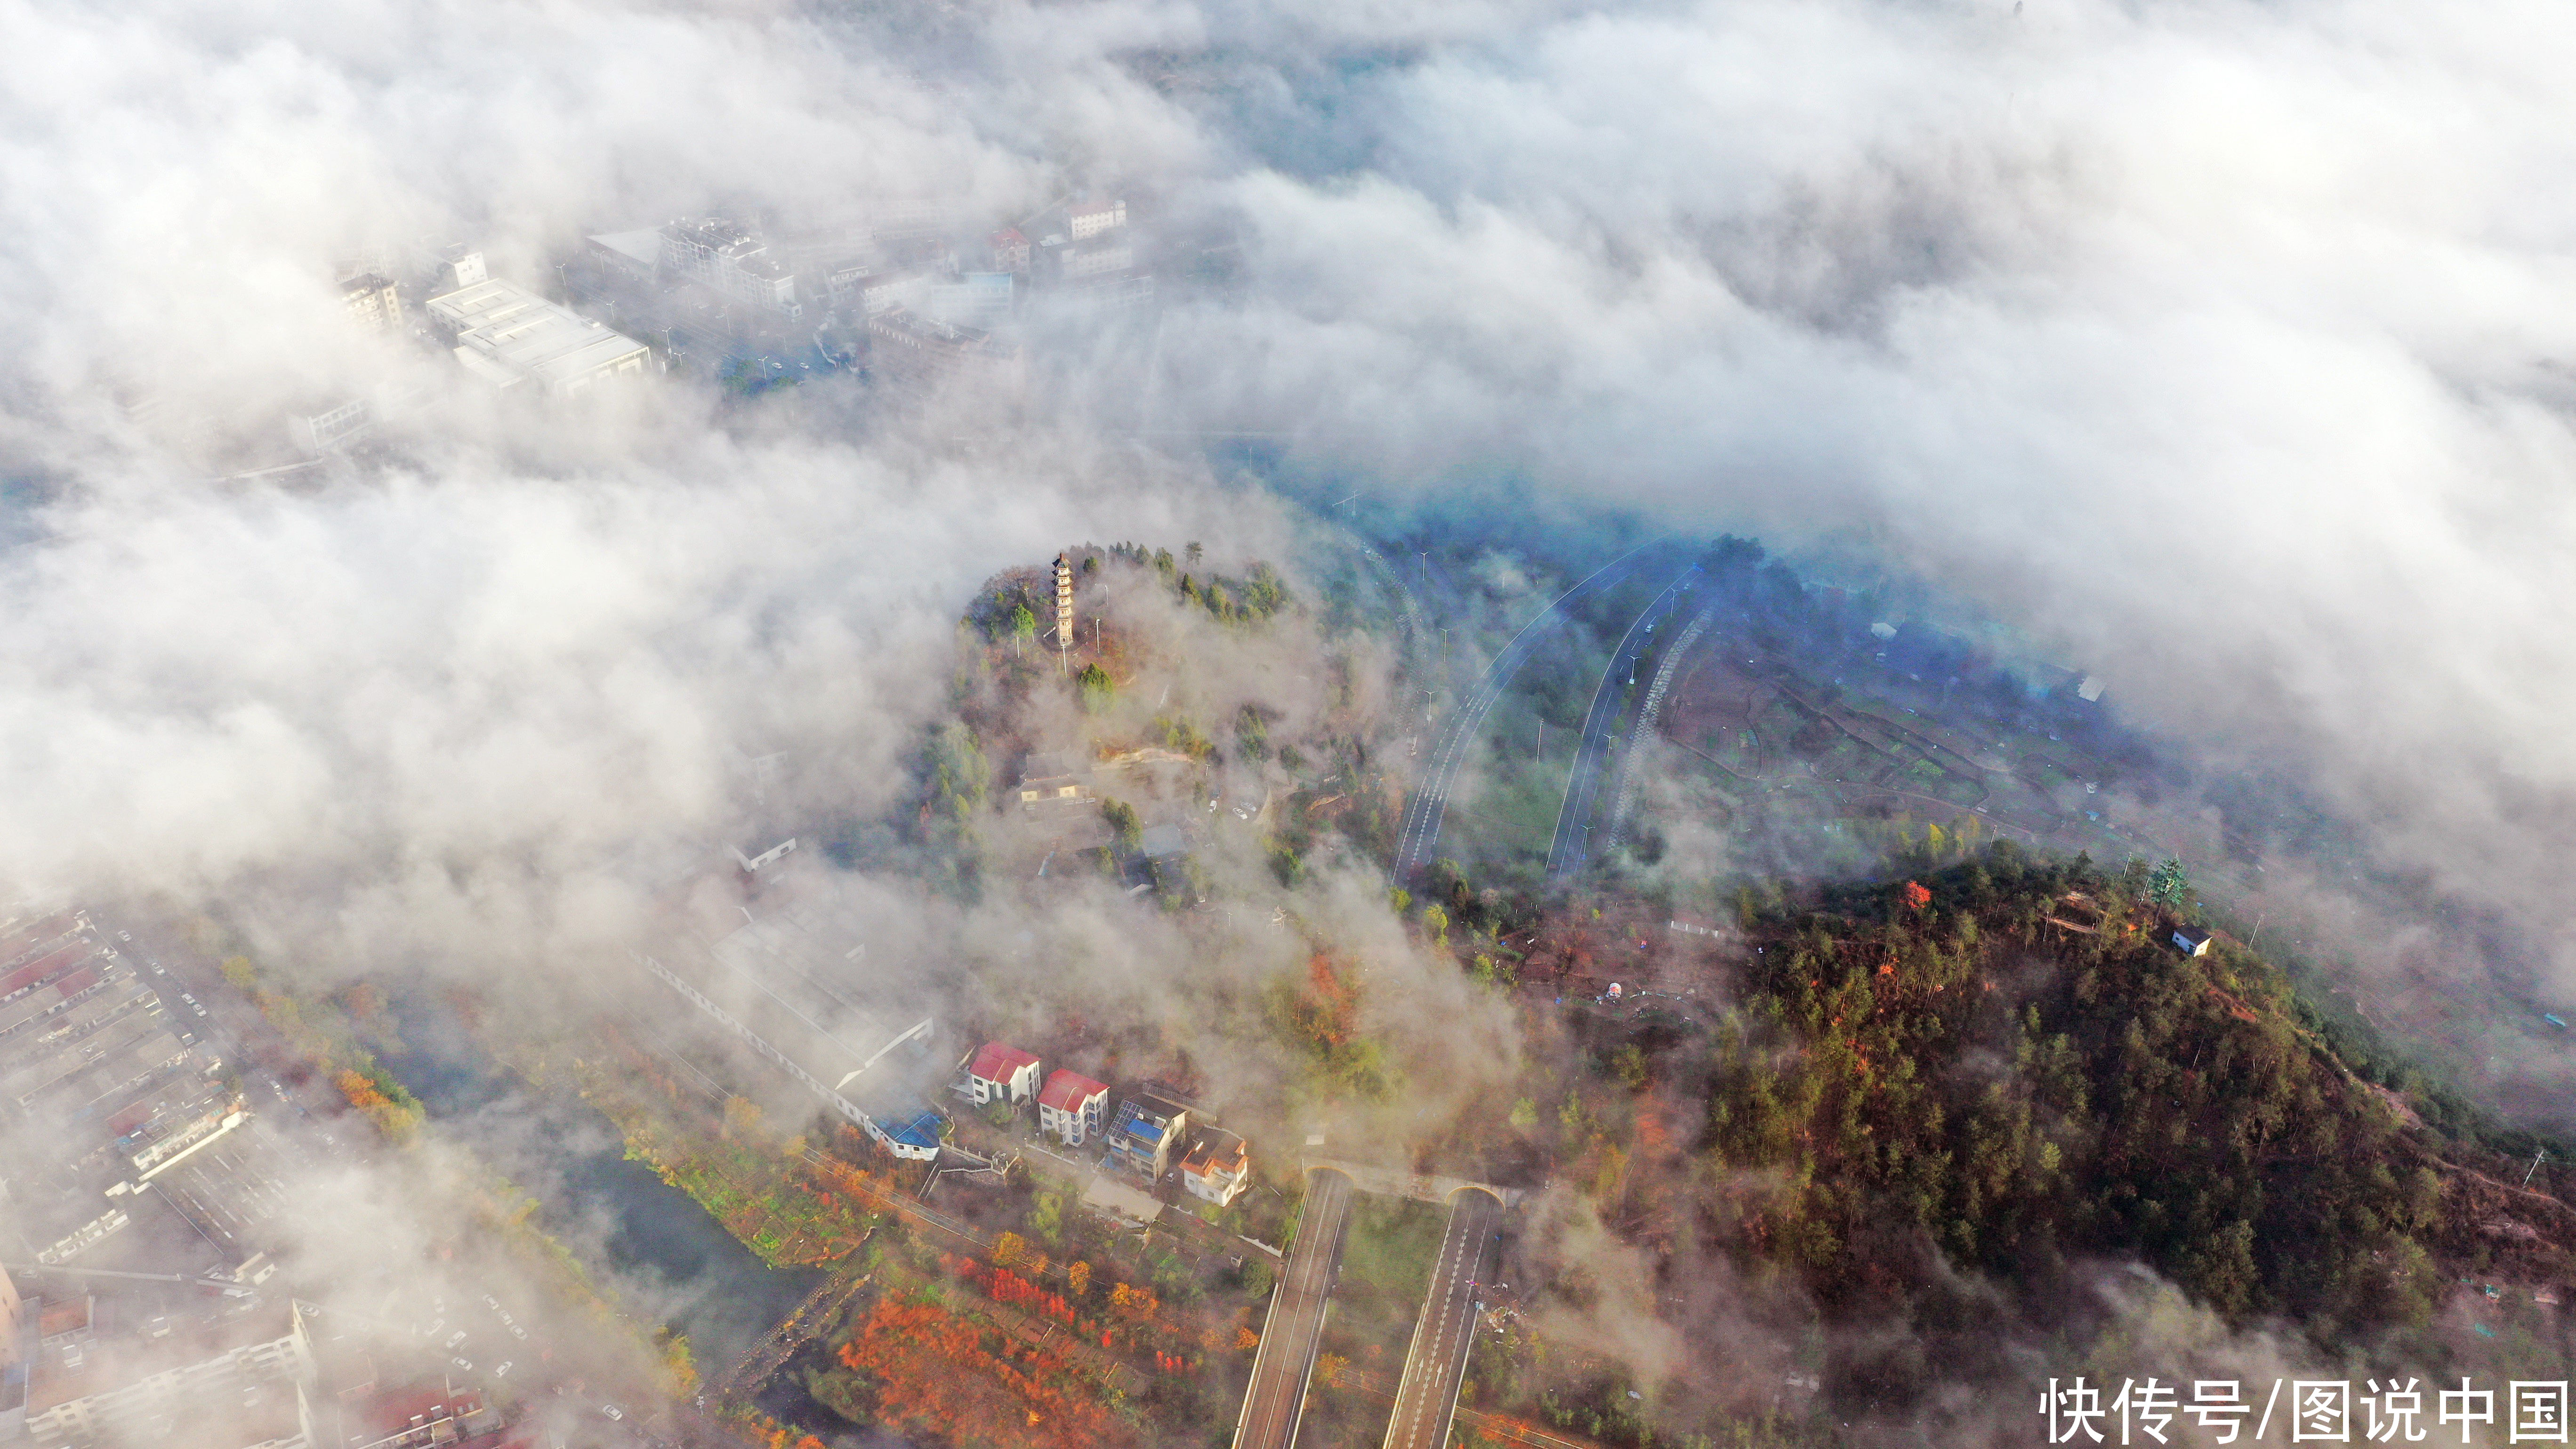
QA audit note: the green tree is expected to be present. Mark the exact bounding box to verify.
[1101,798,1143,853]
[922,723,989,827]
[1612,1045,1650,1091]
[1009,603,1037,656]
[1245,562,1289,616]
[2148,857,2190,909]
[1077,662,1113,712]
[1234,704,1271,761]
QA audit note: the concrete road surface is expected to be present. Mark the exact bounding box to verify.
[1379,1187,1502,1449]
[1391,544,1658,879]
[1546,562,1701,883]
[1233,1167,1357,1449]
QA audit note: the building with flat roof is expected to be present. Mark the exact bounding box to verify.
[865,306,1025,406]
[660,216,802,318]
[339,274,402,334]
[924,272,1014,330]
[585,229,662,282]
[338,1380,500,1449]
[1105,1094,1190,1182]
[286,398,373,457]
[21,1296,314,1449]
[642,867,947,1161]
[422,278,654,396]
[1,1267,24,1443]
[1067,199,1127,240]
[1059,240,1133,280]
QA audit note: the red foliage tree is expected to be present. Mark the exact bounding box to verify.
[837,1297,1134,1449]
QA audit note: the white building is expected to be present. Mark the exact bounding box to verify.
[659,217,802,318]
[966,1043,1041,1106]
[865,307,1026,405]
[1177,1127,1250,1207]
[924,273,1014,330]
[1106,1095,1189,1180]
[21,1298,314,1449]
[339,274,402,334]
[423,279,655,396]
[1037,1069,1109,1147]
[1059,241,1133,280]
[286,399,372,457]
[857,269,934,317]
[1067,199,1127,240]
[585,229,662,283]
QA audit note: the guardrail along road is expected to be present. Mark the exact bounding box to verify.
[1379,1187,1502,1449]
[1233,1167,1358,1449]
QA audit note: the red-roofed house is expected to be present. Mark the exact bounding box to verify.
[1037,1069,1109,1147]
[967,1043,1042,1107]
[346,1381,501,1449]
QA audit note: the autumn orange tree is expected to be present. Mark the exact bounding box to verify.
[836,1296,1134,1449]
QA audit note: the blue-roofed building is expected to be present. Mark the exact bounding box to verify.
[861,1097,946,1160]
[1105,1094,1190,1181]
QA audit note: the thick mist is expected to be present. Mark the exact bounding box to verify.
[5,0,2574,1443]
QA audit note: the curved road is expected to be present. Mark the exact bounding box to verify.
[1233,1167,1358,1449]
[1380,1187,1502,1449]
[1391,543,1660,880]
[1545,563,1703,883]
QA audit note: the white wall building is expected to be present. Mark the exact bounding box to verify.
[1177,1128,1250,1207]
[966,1043,1041,1106]
[22,1299,314,1449]
[1037,1070,1109,1147]
[423,279,654,396]
[659,217,802,318]
[1067,199,1127,240]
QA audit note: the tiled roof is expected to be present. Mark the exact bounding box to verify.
[1038,1068,1108,1111]
[970,1042,1040,1082]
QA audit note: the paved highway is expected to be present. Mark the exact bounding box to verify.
[1391,544,1659,879]
[1379,1187,1502,1449]
[1545,562,1702,883]
[1233,1167,1357,1449]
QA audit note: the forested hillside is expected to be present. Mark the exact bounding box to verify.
[1699,844,2573,1336]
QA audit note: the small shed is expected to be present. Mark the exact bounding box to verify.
[2170,926,2214,958]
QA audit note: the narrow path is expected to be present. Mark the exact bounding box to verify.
[714,1267,873,1402]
